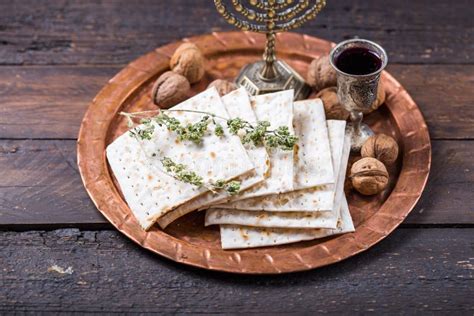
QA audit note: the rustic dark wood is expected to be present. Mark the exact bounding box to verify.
[0,138,471,228]
[0,0,472,311]
[0,228,472,313]
[0,66,117,139]
[0,65,473,140]
[0,0,472,65]
[0,140,104,228]
[404,140,474,225]
[386,65,474,140]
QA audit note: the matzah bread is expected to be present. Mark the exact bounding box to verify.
[328,131,351,226]
[218,195,355,249]
[106,88,254,230]
[205,209,338,229]
[224,90,295,200]
[205,120,348,228]
[156,88,269,229]
[218,131,353,249]
[214,119,346,212]
[293,98,334,188]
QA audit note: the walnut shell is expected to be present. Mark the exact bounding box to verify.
[307,55,337,92]
[362,82,386,114]
[361,134,399,165]
[316,87,350,120]
[151,71,190,109]
[350,157,389,195]
[170,43,205,84]
[207,79,237,96]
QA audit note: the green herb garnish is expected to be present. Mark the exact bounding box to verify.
[160,157,241,195]
[211,179,241,195]
[222,180,241,195]
[241,121,270,147]
[121,109,298,150]
[161,157,204,187]
[265,126,299,151]
[154,114,181,132]
[227,117,249,135]
[176,115,211,144]
[227,118,298,150]
[129,124,155,140]
[214,118,224,137]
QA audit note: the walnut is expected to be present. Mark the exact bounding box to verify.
[307,55,337,92]
[170,43,205,84]
[208,79,237,96]
[151,71,190,109]
[350,157,389,195]
[362,82,386,114]
[361,134,399,165]
[316,87,349,120]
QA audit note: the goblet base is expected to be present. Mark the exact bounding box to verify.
[346,122,374,152]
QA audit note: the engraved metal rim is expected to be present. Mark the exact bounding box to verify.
[329,38,388,78]
[77,32,431,274]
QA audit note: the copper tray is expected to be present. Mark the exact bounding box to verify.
[77,32,431,274]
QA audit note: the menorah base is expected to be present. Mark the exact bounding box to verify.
[235,60,310,100]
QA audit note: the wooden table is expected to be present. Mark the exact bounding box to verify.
[1,0,472,313]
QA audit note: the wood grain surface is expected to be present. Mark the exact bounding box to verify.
[1,65,473,140]
[0,228,472,313]
[0,0,472,311]
[1,0,472,65]
[0,139,471,229]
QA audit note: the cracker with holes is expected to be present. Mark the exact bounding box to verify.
[213,100,337,212]
[221,89,296,202]
[205,120,349,230]
[106,88,255,230]
[217,133,354,249]
[218,195,355,249]
[156,87,269,229]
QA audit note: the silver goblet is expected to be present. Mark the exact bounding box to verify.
[329,39,388,152]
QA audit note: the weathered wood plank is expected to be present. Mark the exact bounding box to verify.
[0,65,473,140]
[388,65,474,140]
[0,228,472,313]
[0,139,472,228]
[0,0,472,65]
[404,140,474,225]
[0,66,118,139]
[0,140,104,228]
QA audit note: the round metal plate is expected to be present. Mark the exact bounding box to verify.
[77,32,431,274]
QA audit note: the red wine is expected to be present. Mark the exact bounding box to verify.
[335,47,382,75]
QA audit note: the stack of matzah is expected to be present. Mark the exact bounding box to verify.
[106,87,354,249]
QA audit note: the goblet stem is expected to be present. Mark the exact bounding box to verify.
[347,110,374,152]
[351,111,363,137]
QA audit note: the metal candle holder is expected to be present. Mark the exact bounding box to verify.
[214,0,326,100]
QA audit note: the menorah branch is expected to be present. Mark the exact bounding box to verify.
[214,0,326,100]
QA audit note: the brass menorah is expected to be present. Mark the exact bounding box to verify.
[214,0,326,100]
